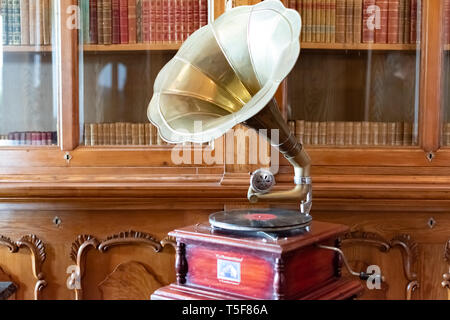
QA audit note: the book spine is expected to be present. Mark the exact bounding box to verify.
[155,0,163,42]
[150,124,158,145]
[128,0,137,43]
[398,0,405,43]
[19,0,29,44]
[187,0,194,37]
[321,0,327,42]
[97,0,103,44]
[361,122,370,145]
[168,0,175,42]
[387,122,396,145]
[103,0,112,44]
[119,0,129,44]
[181,0,187,41]
[304,121,311,145]
[145,123,151,145]
[311,121,319,145]
[305,0,312,41]
[403,0,410,43]
[353,122,361,145]
[90,0,98,44]
[1,0,7,45]
[345,0,353,43]
[163,0,169,42]
[410,0,418,43]
[324,0,330,43]
[330,0,335,42]
[199,0,207,27]
[37,0,44,44]
[111,0,120,44]
[91,124,98,146]
[103,123,110,145]
[313,0,318,42]
[387,0,399,44]
[375,0,388,43]
[326,121,335,145]
[126,123,132,145]
[109,123,116,145]
[175,0,182,41]
[319,122,327,145]
[85,124,91,146]
[295,120,305,144]
[445,123,450,147]
[395,122,404,146]
[353,0,362,43]
[335,122,345,145]
[369,122,379,145]
[403,122,412,146]
[115,123,121,145]
[11,0,20,45]
[362,0,375,43]
[43,0,50,45]
[136,0,142,42]
[80,0,89,44]
[193,0,199,32]
[344,122,353,145]
[132,124,139,145]
[378,122,387,145]
[142,0,150,43]
[149,0,156,42]
[289,0,296,9]
[335,0,345,43]
[138,124,145,145]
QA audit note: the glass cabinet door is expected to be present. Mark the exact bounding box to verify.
[285,0,421,147]
[0,0,58,146]
[79,0,208,146]
[442,0,450,147]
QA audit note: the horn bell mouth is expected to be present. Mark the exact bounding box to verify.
[148,0,302,144]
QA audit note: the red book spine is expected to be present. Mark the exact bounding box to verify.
[199,0,207,27]
[156,0,163,42]
[387,0,399,43]
[375,0,388,43]
[46,132,52,145]
[120,0,129,43]
[112,0,120,44]
[181,0,187,40]
[142,0,151,42]
[410,0,418,43]
[362,0,375,43]
[175,0,182,41]
[128,0,137,43]
[90,0,99,43]
[163,0,169,42]
[187,0,194,37]
[445,0,450,45]
[168,0,175,42]
[193,0,199,32]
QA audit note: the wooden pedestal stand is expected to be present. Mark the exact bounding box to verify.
[152,221,363,300]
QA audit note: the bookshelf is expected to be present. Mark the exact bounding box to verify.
[2,45,53,52]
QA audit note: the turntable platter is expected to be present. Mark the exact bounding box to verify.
[209,208,312,232]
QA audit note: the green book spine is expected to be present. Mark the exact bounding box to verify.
[7,0,14,44]
[81,0,90,44]
[12,0,20,45]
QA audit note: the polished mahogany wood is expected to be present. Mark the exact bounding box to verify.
[152,221,359,300]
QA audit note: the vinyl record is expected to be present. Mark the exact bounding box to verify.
[209,208,312,232]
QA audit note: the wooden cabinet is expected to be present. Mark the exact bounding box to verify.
[0,0,449,300]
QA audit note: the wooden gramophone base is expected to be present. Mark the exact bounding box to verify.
[151,221,364,300]
[152,278,363,300]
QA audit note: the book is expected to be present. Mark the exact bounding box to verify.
[11,0,21,45]
[97,0,104,44]
[379,122,387,145]
[361,121,370,145]
[175,0,182,41]
[404,0,411,43]
[320,0,326,42]
[199,0,207,27]
[119,0,129,44]
[398,0,405,43]
[19,0,29,44]
[305,0,312,41]
[162,0,169,42]
[369,122,379,145]
[353,0,362,43]
[345,0,354,43]
[353,122,362,145]
[136,0,142,42]
[344,121,354,145]
[335,121,345,145]
[362,0,375,43]
[193,0,199,32]
[330,0,336,42]
[304,121,312,144]
[142,0,150,42]
[103,123,110,145]
[89,0,98,43]
[138,123,145,145]
[319,121,327,144]
[387,0,399,44]
[295,120,305,144]
[410,0,419,43]
[311,121,319,145]
[103,0,112,44]
[111,0,120,44]
[335,0,345,43]
[80,0,90,44]
[43,0,50,44]
[128,0,136,43]
[387,122,396,145]
[155,0,163,42]
[187,0,194,38]
[375,0,388,43]
[326,121,335,145]
[403,122,412,146]
[395,121,404,146]
[168,0,175,42]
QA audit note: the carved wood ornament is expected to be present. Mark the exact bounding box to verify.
[69,230,165,300]
[342,230,419,300]
[442,240,450,300]
[0,234,47,300]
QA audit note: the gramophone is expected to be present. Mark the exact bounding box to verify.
[150,0,368,300]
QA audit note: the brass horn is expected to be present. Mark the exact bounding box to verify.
[148,0,312,215]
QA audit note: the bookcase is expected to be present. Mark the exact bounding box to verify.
[0,0,450,300]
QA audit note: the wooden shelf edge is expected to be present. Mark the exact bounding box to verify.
[83,43,181,52]
[3,45,53,52]
[301,42,419,51]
